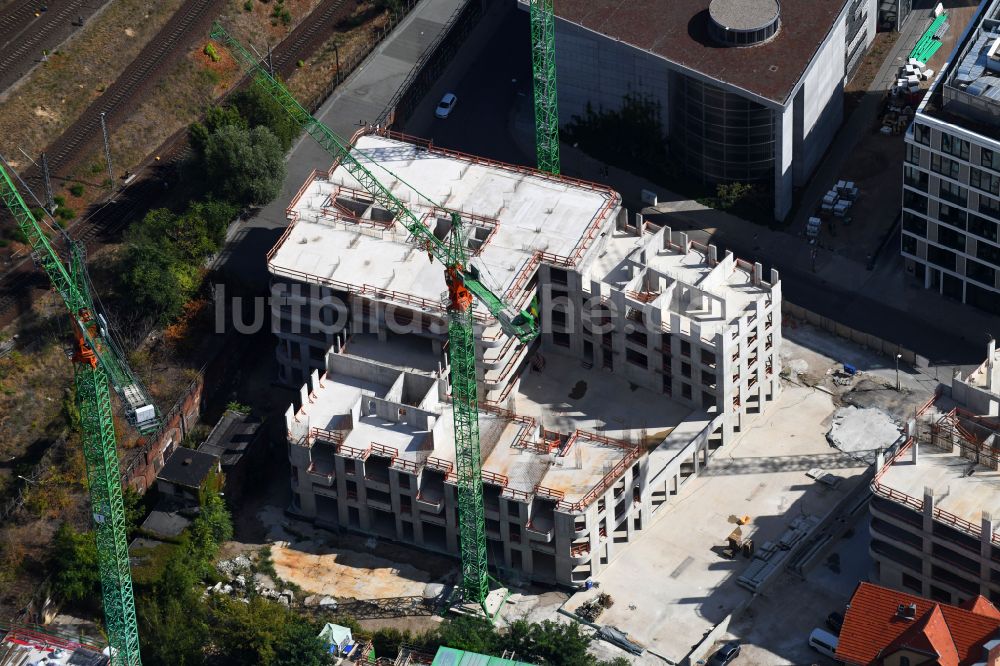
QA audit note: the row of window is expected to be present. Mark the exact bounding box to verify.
[903,232,999,287]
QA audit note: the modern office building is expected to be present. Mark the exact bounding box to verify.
[276,129,782,586]
[902,0,1000,316]
[870,342,1000,605]
[529,0,879,221]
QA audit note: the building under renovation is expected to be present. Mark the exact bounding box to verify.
[870,341,1000,605]
[534,0,879,221]
[274,130,782,587]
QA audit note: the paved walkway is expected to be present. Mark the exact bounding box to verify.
[218,0,468,287]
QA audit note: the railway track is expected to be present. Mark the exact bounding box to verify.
[0,0,90,92]
[29,0,225,183]
[0,0,381,325]
[270,0,351,77]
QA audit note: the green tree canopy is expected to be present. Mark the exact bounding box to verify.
[230,86,300,152]
[50,523,101,611]
[203,125,286,206]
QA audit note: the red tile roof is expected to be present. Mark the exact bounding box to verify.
[837,583,1000,666]
[551,0,846,105]
[960,596,1000,619]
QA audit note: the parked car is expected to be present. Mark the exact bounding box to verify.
[707,641,741,665]
[826,611,844,634]
[808,628,839,659]
[435,93,458,119]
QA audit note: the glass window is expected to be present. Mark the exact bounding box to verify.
[937,224,966,251]
[941,133,970,160]
[969,214,999,242]
[979,242,1000,265]
[939,180,968,206]
[983,147,1000,171]
[928,244,957,271]
[906,143,923,165]
[903,211,928,236]
[971,167,1000,195]
[980,195,1000,220]
[904,166,928,190]
[931,153,961,179]
[903,188,928,213]
[967,258,996,286]
[914,123,931,146]
[939,203,967,229]
[902,232,918,255]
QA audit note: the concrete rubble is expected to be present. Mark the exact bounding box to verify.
[827,405,902,462]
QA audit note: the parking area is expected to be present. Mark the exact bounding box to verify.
[562,383,869,664]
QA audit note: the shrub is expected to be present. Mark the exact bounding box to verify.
[53,195,65,207]
[69,184,84,197]
[243,0,253,10]
[56,206,75,221]
[296,59,304,68]
[203,43,220,63]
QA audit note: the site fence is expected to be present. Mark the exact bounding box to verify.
[781,301,921,366]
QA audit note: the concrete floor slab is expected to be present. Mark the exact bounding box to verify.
[562,384,867,663]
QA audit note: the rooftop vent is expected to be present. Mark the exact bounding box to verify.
[708,0,780,47]
[183,458,193,466]
[896,603,917,620]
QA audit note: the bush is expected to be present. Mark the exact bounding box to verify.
[296,59,304,68]
[69,184,84,197]
[203,43,221,63]
[55,206,75,221]
[243,0,252,10]
[53,195,65,207]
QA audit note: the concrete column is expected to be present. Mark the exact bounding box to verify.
[923,486,935,582]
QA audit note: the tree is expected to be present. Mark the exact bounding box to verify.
[121,238,201,322]
[50,523,100,610]
[209,596,323,666]
[190,105,247,159]
[230,86,300,152]
[203,125,286,206]
[500,620,593,666]
[273,616,327,666]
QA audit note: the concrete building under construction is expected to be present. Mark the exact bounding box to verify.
[870,341,1000,605]
[273,131,781,587]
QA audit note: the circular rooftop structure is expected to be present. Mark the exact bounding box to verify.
[708,0,780,47]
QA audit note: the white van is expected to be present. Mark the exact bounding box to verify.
[809,628,839,659]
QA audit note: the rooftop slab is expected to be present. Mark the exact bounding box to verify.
[550,0,847,105]
[877,440,1000,530]
[270,133,618,312]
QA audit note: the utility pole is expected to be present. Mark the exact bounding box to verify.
[896,352,902,391]
[100,112,114,191]
[41,152,54,212]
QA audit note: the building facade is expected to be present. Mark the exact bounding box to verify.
[536,0,878,220]
[902,0,1000,316]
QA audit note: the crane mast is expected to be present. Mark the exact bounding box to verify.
[210,23,539,611]
[0,161,157,665]
[530,0,560,175]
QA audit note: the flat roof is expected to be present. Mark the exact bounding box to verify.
[878,440,1000,532]
[270,133,617,314]
[158,449,218,489]
[551,0,848,104]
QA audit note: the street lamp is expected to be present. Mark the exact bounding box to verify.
[895,353,902,391]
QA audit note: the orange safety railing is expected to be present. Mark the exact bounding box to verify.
[369,442,398,460]
[481,470,509,487]
[425,457,453,478]
[311,427,345,445]
[393,459,420,474]
[570,542,591,557]
[556,447,642,514]
[339,443,371,460]
[534,485,565,502]
[503,487,532,502]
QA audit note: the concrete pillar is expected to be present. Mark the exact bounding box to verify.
[981,511,994,595]
[912,439,919,465]
[923,486,935,581]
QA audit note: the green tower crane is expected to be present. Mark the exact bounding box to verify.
[0,160,159,666]
[530,0,560,175]
[210,23,540,612]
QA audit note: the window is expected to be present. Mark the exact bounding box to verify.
[900,657,911,666]
[967,259,996,286]
[681,362,692,378]
[701,370,715,386]
[938,203,967,230]
[902,233,918,255]
[931,153,960,179]
[970,214,999,242]
[981,195,1000,220]
[983,147,1000,171]
[902,572,922,593]
[626,348,648,368]
[914,123,931,146]
[903,211,927,236]
[927,245,957,272]
[938,179,967,206]
[936,224,965,251]
[903,188,927,213]
[906,143,923,165]
[979,241,1000,265]
[681,383,692,399]
[680,340,691,357]
[971,167,1000,195]
[552,331,570,347]
[941,133,970,160]
[904,166,928,190]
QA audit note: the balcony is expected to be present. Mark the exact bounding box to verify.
[526,517,554,543]
[570,541,591,563]
[415,490,444,514]
[306,461,336,486]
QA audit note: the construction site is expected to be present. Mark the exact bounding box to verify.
[2,0,998,665]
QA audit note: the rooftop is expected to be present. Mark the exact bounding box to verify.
[875,437,1000,539]
[0,625,108,666]
[431,647,532,666]
[549,0,848,105]
[270,132,618,317]
[198,409,263,468]
[837,581,1000,665]
[157,448,219,490]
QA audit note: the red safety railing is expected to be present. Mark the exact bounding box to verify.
[1,623,103,653]
[393,459,419,474]
[339,444,371,460]
[425,457,454,477]
[502,487,532,502]
[481,470,509,487]
[534,485,565,502]
[570,542,591,557]
[369,442,398,460]
[310,427,345,445]
[557,447,641,514]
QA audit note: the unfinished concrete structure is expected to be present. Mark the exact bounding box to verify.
[276,133,782,586]
[871,342,1000,605]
